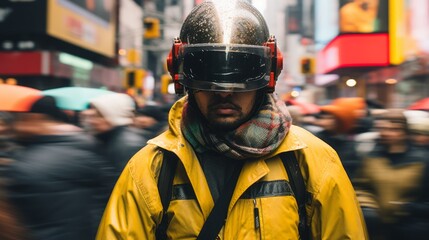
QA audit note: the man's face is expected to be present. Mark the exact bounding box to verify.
[375,120,407,145]
[410,132,429,146]
[316,113,338,133]
[80,108,112,134]
[11,113,51,139]
[193,90,257,131]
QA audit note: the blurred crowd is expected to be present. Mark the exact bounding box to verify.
[0,90,170,240]
[288,97,429,240]
[0,88,428,239]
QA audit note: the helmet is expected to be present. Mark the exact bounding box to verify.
[167,0,283,94]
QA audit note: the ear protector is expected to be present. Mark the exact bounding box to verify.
[264,35,284,93]
[166,36,283,94]
[166,37,184,94]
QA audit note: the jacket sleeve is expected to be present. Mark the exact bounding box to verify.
[311,152,369,240]
[96,150,162,240]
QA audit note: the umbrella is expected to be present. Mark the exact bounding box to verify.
[408,97,429,111]
[42,87,116,111]
[0,85,42,111]
[286,99,320,115]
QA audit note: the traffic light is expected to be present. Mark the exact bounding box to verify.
[144,17,160,39]
[124,69,145,89]
[126,71,136,88]
[300,57,315,74]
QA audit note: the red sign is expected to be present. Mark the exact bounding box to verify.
[317,33,390,74]
[0,52,44,75]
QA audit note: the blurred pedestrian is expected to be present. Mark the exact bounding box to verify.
[409,118,429,149]
[134,104,169,139]
[0,186,27,240]
[353,100,385,158]
[4,96,115,240]
[81,93,148,178]
[97,1,367,239]
[0,112,18,187]
[314,97,367,180]
[286,105,303,126]
[0,112,27,240]
[354,109,429,240]
[0,112,17,156]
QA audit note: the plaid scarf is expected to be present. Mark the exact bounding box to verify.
[181,94,292,160]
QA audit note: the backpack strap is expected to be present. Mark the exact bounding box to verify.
[196,162,243,240]
[280,151,310,240]
[155,149,179,240]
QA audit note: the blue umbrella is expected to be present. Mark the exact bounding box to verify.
[42,87,116,111]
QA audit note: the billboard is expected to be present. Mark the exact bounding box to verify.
[47,0,117,58]
[339,0,388,33]
[390,0,429,65]
[317,33,390,74]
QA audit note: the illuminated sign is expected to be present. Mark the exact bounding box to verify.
[59,53,93,70]
[389,0,429,65]
[47,0,117,58]
[317,33,390,74]
[339,0,388,33]
[0,52,46,75]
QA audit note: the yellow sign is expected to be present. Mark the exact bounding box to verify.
[389,0,405,65]
[126,49,141,65]
[47,0,117,58]
[389,0,420,65]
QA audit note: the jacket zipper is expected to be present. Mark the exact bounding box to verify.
[253,198,262,239]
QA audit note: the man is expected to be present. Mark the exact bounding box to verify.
[133,104,170,139]
[97,1,367,239]
[80,93,148,178]
[0,112,27,240]
[355,109,429,239]
[409,118,429,148]
[315,98,367,180]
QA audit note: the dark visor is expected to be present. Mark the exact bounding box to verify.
[178,44,271,92]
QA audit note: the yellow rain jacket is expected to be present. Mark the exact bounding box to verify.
[97,97,367,240]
